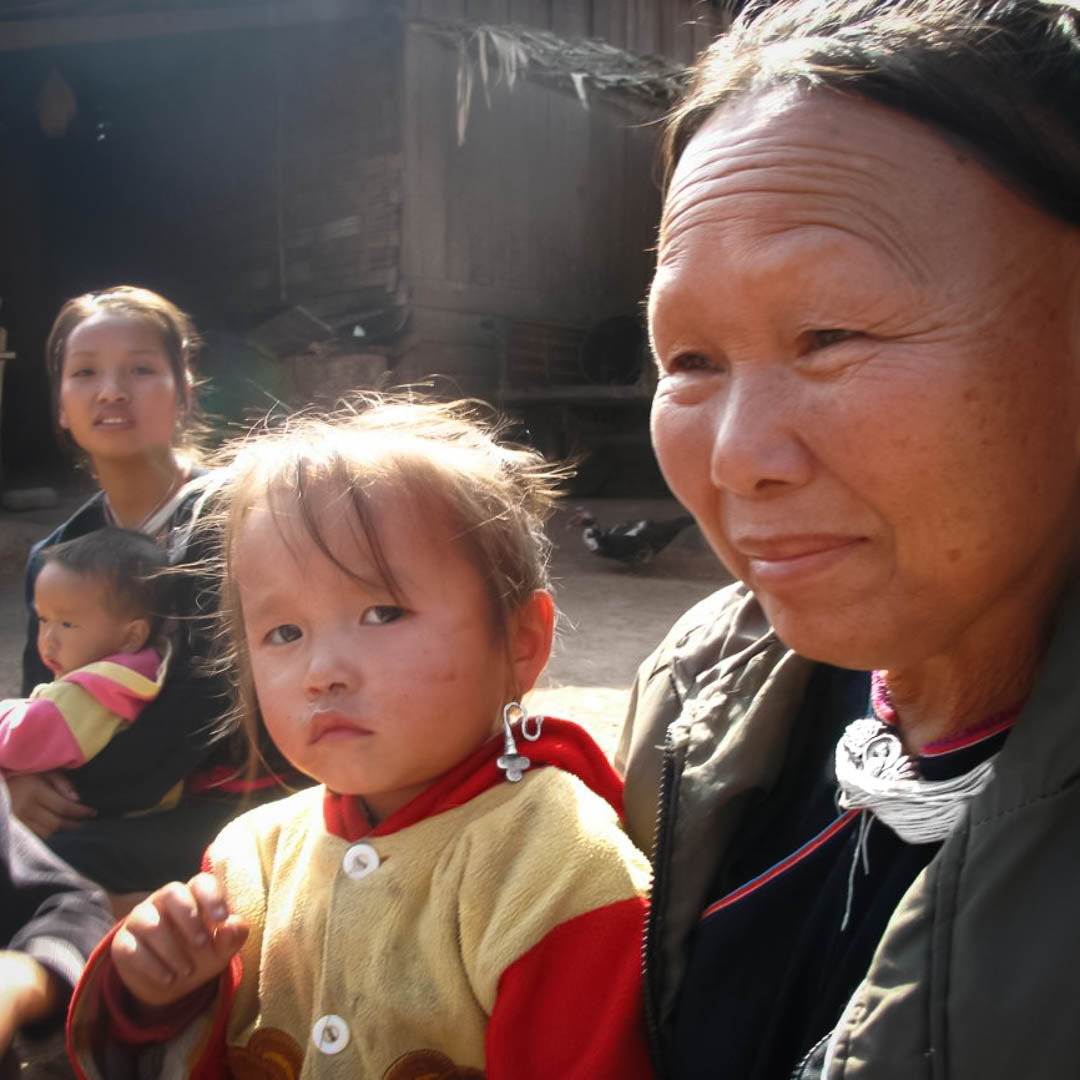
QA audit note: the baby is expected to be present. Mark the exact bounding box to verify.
[0,528,172,815]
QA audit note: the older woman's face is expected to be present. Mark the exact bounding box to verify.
[650,92,1080,670]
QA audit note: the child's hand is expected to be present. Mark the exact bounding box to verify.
[111,873,248,1009]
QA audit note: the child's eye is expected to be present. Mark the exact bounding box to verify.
[265,624,302,645]
[361,606,404,626]
[68,367,94,378]
[61,621,76,629]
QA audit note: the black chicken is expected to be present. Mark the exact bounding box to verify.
[568,508,696,567]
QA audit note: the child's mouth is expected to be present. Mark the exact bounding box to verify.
[309,710,374,743]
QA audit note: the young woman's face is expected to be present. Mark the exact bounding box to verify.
[236,494,532,822]
[58,314,184,463]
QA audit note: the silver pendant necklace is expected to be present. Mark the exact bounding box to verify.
[103,470,186,539]
[835,714,998,845]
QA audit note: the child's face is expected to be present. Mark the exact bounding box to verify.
[35,563,147,677]
[58,314,183,462]
[236,494,526,821]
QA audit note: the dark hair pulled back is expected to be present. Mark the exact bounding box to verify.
[664,0,1080,229]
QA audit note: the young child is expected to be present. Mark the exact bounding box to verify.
[67,399,653,1080]
[0,529,172,816]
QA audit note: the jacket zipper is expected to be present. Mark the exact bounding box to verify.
[642,726,679,1078]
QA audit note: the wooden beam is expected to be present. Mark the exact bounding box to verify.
[0,0,374,53]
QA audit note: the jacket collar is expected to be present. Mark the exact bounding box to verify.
[322,716,624,841]
[651,584,814,1025]
[970,572,1080,821]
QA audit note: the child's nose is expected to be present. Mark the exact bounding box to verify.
[303,639,353,695]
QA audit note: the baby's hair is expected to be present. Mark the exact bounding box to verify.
[207,393,569,765]
[39,528,168,633]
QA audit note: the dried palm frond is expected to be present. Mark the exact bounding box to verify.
[412,16,691,145]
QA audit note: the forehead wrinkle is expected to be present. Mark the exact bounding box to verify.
[661,137,933,287]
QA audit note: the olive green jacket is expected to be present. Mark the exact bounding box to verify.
[617,580,1080,1078]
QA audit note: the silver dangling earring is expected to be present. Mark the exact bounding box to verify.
[497,701,543,782]
[521,706,543,742]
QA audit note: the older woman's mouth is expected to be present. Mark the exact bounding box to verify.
[734,535,867,584]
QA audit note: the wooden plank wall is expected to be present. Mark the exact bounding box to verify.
[400,27,663,394]
[399,1,724,395]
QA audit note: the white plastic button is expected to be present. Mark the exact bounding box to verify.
[342,842,380,880]
[312,1013,350,1055]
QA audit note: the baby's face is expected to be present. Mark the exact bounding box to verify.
[35,563,142,677]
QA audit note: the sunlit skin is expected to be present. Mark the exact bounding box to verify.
[650,90,1080,749]
[109,489,555,1008]
[34,562,148,677]
[57,314,189,527]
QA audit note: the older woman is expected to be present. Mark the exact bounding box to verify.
[616,1,1080,1077]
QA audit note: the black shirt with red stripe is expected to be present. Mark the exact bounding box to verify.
[671,665,1015,1080]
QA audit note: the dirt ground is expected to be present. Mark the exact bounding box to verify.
[0,490,729,757]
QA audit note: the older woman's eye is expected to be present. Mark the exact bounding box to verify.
[266,624,302,645]
[361,605,405,626]
[805,328,857,351]
[666,351,722,374]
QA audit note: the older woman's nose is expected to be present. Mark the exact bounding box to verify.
[707,375,814,497]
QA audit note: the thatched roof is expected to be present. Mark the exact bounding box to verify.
[410,16,690,145]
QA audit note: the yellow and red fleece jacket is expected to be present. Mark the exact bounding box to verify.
[0,647,174,813]
[68,718,654,1080]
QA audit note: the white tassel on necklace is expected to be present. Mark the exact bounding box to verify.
[834,716,999,931]
[835,716,998,844]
